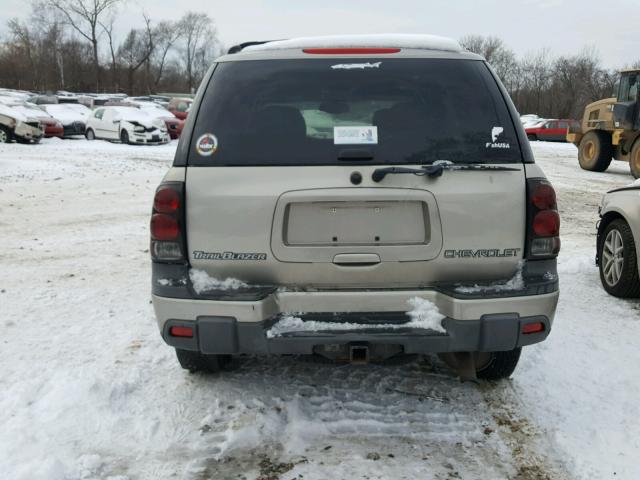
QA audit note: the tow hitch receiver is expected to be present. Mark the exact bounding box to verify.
[350,344,370,364]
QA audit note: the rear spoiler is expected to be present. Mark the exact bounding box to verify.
[227,40,284,54]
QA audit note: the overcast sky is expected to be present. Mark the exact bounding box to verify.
[1,0,637,68]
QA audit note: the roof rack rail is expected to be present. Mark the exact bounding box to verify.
[227,40,283,54]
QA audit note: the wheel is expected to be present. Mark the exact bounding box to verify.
[475,348,522,380]
[85,128,95,140]
[527,134,537,141]
[630,140,640,179]
[175,348,231,373]
[0,125,11,143]
[598,219,640,298]
[120,129,130,144]
[578,130,612,172]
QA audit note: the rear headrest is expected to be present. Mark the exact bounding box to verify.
[252,105,307,139]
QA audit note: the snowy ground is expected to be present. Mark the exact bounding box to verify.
[0,138,638,480]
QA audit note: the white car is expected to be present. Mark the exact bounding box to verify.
[39,104,88,137]
[0,104,43,143]
[85,106,170,145]
[597,181,640,297]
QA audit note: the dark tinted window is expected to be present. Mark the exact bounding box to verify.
[189,58,522,166]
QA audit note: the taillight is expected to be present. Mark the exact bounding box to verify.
[151,214,179,240]
[169,326,194,338]
[522,322,545,334]
[532,210,560,237]
[526,179,561,259]
[150,182,185,262]
[153,187,180,213]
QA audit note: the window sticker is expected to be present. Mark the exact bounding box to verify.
[196,133,218,156]
[331,62,382,70]
[486,126,510,149]
[334,126,378,145]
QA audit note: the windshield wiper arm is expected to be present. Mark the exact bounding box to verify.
[371,163,520,182]
[372,165,444,182]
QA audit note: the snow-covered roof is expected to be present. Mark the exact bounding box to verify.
[0,104,27,122]
[243,34,462,54]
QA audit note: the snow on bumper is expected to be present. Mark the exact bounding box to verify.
[152,289,558,355]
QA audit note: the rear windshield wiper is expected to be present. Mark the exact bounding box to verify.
[372,163,520,183]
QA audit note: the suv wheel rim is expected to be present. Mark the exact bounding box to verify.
[603,229,624,286]
[0,130,7,143]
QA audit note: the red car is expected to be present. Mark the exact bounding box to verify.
[163,117,184,139]
[167,97,193,121]
[525,119,580,142]
[40,117,64,138]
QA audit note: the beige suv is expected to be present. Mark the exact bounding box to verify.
[150,35,560,380]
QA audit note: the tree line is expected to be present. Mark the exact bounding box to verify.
[0,0,222,95]
[460,35,637,119]
[0,4,635,118]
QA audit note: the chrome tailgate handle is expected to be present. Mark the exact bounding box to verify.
[332,253,381,266]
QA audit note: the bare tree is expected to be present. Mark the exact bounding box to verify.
[99,15,118,91]
[45,0,121,90]
[151,21,181,90]
[460,35,518,89]
[178,12,218,92]
[117,14,155,93]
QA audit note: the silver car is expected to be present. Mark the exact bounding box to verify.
[597,182,640,297]
[150,34,561,380]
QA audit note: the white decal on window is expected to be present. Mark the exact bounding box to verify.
[331,62,382,70]
[491,126,504,142]
[486,126,510,149]
[334,126,378,145]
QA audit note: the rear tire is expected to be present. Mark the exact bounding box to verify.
[527,134,537,141]
[85,128,96,140]
[578,130,613,172]
[175,348,231,373]
[598,219,640,298]
[476,348,522,380]
[0,125,11,143]
[630,140,640,179]
[120,129,130,144]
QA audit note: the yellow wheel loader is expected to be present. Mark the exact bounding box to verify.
[568,69,640,178]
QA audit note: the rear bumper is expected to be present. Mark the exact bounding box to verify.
[152,259,559,354]
[161,312,552,355]
[153,288,558,355]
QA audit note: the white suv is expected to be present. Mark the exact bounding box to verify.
[150,35,561,380]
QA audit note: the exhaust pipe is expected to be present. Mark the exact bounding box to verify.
[350,344,369,364]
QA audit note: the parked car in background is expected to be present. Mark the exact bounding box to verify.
[597,182,640,298]
[167,97,192,120]
[39,104,88,137]
[133,101,183,139]
[2,100,63,138]
[520,114,541,127]
[85,106,170,144]
[525,119,580,142]
[0,104,43,143]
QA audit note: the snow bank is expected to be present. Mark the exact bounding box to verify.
[267,298,445,338]
[189,269,248,293]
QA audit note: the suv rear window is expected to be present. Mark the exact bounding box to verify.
[189,58,522,166]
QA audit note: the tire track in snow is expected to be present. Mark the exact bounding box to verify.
[480,381,573,480]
